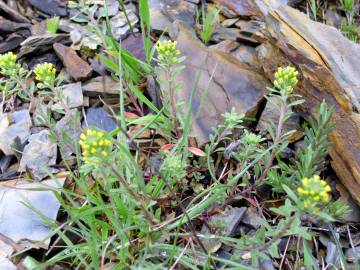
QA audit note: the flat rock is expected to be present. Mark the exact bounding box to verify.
[53,43,93,81]
[0,17,30,33]
[201,207,247,253]
[0,155,12,174]
[216,0,260,18]
[52,82,84,110]
[96,0,120,17]
[345,246,360,262]
[241,207,262,229]
[19,34,69,58]
[82,76,119,96]
[84,108,117,133]
[19,130,58,180]
[28,0,67,16]
[55,109,82,159]
[149,0,196,32]
[27,52,60,70]
[171,25,267,145]
[257,95,303,142]
[0,178,65,250]
[122,33,149,62]
[110,11,138,40]
[0,110,32,156]
[59,19,101,49]
[0,29,30,53]
[0,1,30,23]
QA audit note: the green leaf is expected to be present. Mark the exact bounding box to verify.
[303,240,320,270]
[282,184,300,204]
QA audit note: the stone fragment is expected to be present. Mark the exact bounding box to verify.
[149,0,196,32]
[0,178,65,250]
[0,16,30,33]
[0,29,30,53]
[28,0,67,16]
[221,18,239,27]
[27,52,60,70]
[110,11,138,40]
[52,82,84,110]
[201,207,247,253]
[84,108,117,133]
[19,130,58,180]
[122,33,149,62]
[53,43,93,81]
[0,110,32,156]
[257,95,303,143]
[171,25,267,145]
[19,34,69,58]
[30,20,48,36]
[82,76,119,96]
[345,246,360,262]
[0,155,12,174]
[215,0,259,18]
[0,1,30,23]
[96,0,120,17]
[55,109,82,159]
[326,241,340,266]
[241,207,262,229]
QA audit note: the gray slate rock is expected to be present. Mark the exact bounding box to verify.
[82,76,119,96]
[96,0,120,17]
[110,11,138,40]
[84,108,117,133]
[19,34,69,58]
[52,82,84,110]
[201,207,247,253]
[0,178,65,250]
[242,207,262,229]
[19,130,58,180]
[0,110,32,156]
[326,241,340,266]
[149,0,196,32]
[28,0,67,16]
[0,29,30,53]
[257,95,302,142]
[345,246,360,262]
[55,109,82,159]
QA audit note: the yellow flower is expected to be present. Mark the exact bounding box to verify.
[79,129,112,166]
[156,40,181,67]
[297,175,331,210]
[0,52,21,77]
[273,66,299,94]
[34,62,56,89]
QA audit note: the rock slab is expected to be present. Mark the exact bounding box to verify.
[172,25,267,145]
[19,130,57,180]
[53,43,92,81]
[0,110,32,156]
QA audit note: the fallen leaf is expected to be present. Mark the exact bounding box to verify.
[188,147,207,157]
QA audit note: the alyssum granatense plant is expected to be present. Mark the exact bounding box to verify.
[0,52,62,101]
[42,58,349,268]
[0,52,31,99]
[204,65,349,267]
[155,40,185,138]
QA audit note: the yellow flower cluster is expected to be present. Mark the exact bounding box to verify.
[297,175,331,209]
[34,62,56,89]
[156,40,181,66]
[0,52,20,77]
[79,129,112,166]
[274,66,299,94]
